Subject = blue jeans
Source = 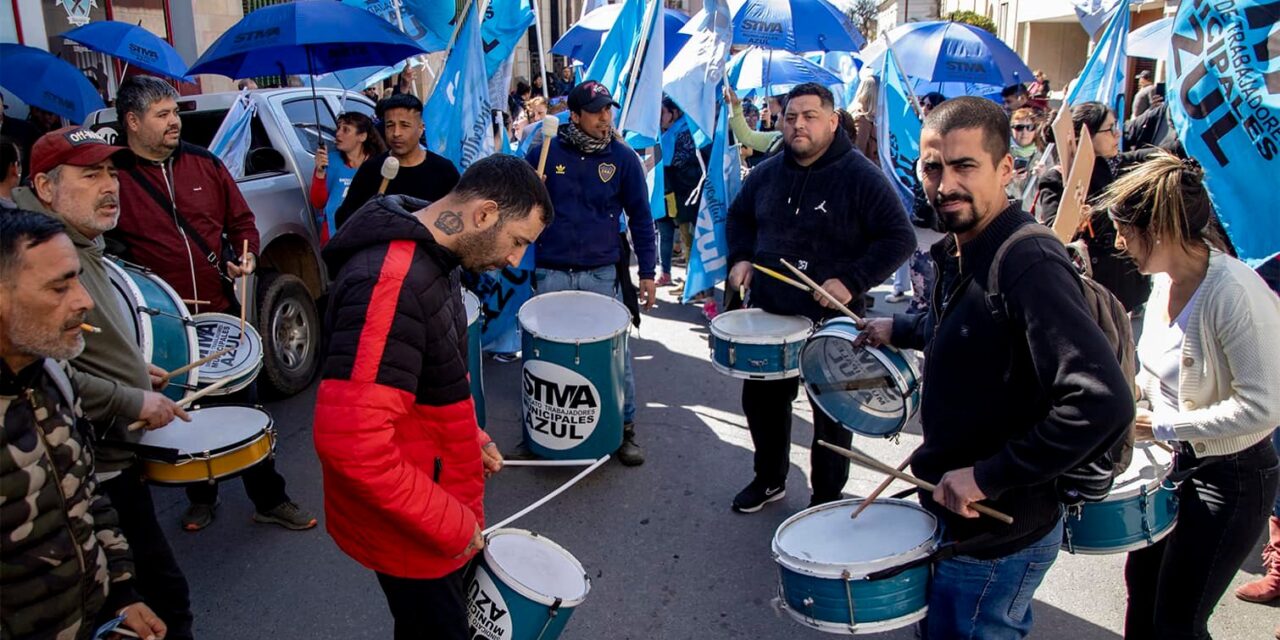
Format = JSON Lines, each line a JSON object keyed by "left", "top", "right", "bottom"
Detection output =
{"left": 533, "top": 266, "right": 636, "bottom": 424}
{"left": 923, "top": 518, "right": 1063, "bottom": 640}
{"left": 656, "top": 217, "right": 675, "bottom": 275}
{"left": 892, "top": 261, "right": 911, "bottom": 294}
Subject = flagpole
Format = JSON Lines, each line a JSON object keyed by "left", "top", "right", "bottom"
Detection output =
{"left": 618, "top": 0, "right": 660, "bottom": 133}
{"left": 531, "top": 0, "right": 551, "bottom": 97}
{"left": 880, "top": 30, "right": 923, "bottom": 120}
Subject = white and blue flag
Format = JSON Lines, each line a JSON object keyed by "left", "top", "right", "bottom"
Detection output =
{"left": 683, "top": 104, "right": 741, "bottom": 302}
{"left": 877, "top": 45, "right": 921, "bottom": 209}
{"left": 423, "top": 2, "right": 494, "bottom": 171}
{"left": 662, "top": 0, "right": 733, "bottom": 145}
{"left": 1066, "top": 0, "right": 1129, "bottom": 121}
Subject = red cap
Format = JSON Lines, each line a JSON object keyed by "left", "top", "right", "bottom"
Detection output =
{"left": 30, "top": 126, "right": 134, "bottom": 177}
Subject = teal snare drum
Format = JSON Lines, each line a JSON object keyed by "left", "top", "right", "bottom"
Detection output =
{"left": 708, "top": 309, "right": 813, "bottom": 380}
{"left": 463, "top": 290, "right": 486, "bottom": 428}
{"left": 773, "top": 498, "right": 935, "bottom": 635}
{"left": 468, "top": 529, "right": 590, "bottom": 640}
{"left": 190, "top": 313, "right": 263, "bottom": 396}
{"left": 519, "top": 291, "right": 629, "bottom": 460}
{"left": 106, "top": 259, "right": 199, "bottom": 400}
{"left": 800, "top": 318, "right": 921, "bottom": 438}
{"left": 1063, "top": 442, "right": 1179, "bottom": 554}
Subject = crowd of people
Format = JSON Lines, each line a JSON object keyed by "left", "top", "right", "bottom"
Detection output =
{"left": 3, "top": 58, "right": 1279, "bottom": 640}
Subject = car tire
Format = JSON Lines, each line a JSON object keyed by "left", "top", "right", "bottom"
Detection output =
{"left": 256, "top": 271, "right": 319, "bottom": 398}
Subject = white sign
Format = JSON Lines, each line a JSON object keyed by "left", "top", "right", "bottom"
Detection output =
{"left": 468, "top": 565, "right": 513, "bottom": 640}
{"left": 522, "top": 360, "right": 601, "bottom": 450}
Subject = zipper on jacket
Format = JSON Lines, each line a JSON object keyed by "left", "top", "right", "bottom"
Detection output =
{"left": 433, "top": 457, "right": 443, "bottom": 483}
{"left": 160, "top": 160, "right": 202, "bottom": 313}
{"left": 25, "top": 389, "right": 89, "bottom": 577}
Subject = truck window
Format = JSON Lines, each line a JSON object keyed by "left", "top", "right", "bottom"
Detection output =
{"left": 282, "top": 98, "right": 338, "bottom": 156}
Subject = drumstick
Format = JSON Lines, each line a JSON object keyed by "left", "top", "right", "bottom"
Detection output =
{"left": 534, "top": 116, "right": 559, "bottom": 179}
{"left": 239, "top": 239, "right": 249, "bottom": 333}
{"left": 851, "top": 453, "right": 913, "bottom": 520}
{"left": 126, "top": 376, "right": 234, "bottom": 431}
{"left": 1151, "top": 440, "right": 1175, "bottom": 454}
{"left": 817, "top": 440, "right": 1014, "bottom": 524}
{"left": 502, "top": 459, "right": 599, "bottom": 467}
{"left": 159, "top": 346, "right": 235, "bottom": 384}
{"left": 752, "top": 263, "right": 811, "bottom": 292}
{"left": 778, "top": 259, "right": 863, "bottom": 326}
{"left": 483, "top": 454, "right": 610, "bottom": 535}
{"left": 80, "top": 323, "right": 102, "bottom": 333}
{"left": 182, "top": 299, "right": 211, "bottom": 306}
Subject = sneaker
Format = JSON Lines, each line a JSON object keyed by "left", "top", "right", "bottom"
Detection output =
{"left": 506, "top": 440, "right": 536, "bottom": 460}
{"left": 182, "top": 500, "right": 219, "bottom": 532}
{"left": 655, "top": 273, "right": 673, "bottom": 287}
{"left": 491, "top": 352, "right": 520, "bottom": 364}
{"left": 732, "top": 479, "right": 786, "bottom": 513}
{"left": 615, "top": 423, "right": 645, "bottom": 466}
{"left": 253, "top": 501, "right": 318, "bottom": 530}
{"left": 808, "top": 494, "right": 843, "bottom": 509}
{"left": 885, "top": 291, "right": 910, "bottom": 303}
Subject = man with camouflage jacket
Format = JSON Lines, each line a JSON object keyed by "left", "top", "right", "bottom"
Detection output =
{"left": 1, "top": 210, "right": 166, "bottom": 640}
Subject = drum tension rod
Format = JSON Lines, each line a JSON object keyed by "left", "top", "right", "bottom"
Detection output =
{"left": 533, "top": 598, "right": 563, "bottom": 640}
{"left": 842, "top": 569, "right": 857, "bottom": 631}
{"left": 203, "top": 451, "right": 215, "bottom": 485}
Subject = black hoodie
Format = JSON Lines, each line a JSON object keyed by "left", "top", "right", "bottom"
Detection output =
{"left": 726, "top": 128, "right": 916, "bottom": 321}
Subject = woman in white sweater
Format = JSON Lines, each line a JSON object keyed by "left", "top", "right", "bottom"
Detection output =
{"left": 1099, "top": 152, "right": 1280, "bottom": 640}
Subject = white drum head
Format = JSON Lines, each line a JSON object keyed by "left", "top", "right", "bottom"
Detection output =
{"left": 463, "top": 290, "right": 481, "bottom": 326}
{"left": 485, "top": 529, "right": 589, "bottom": 606}
{"left": 773, "top": 498, "right": 935, "bottom": 578}
{"left": 1110, "top": 442, "right": 1174, "bottom": 499}
{"left": 139, "top": 406, "right": 270, "bottom": 454}
{"left": 519, "top": 291, "right": 630, "bottom": 342}
{"left": 710, "top": 309, "right": 813, "bottom": 345}
{"left": 192, "top": 313, "right": 263, "bottom": 381}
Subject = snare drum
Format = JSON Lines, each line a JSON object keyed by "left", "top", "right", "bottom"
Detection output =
{"left": 773, "top": 498, "right": 935, "bottom": 634}
{"left": 191, "top": 313, "right": 263, "bottom": 396}
{"left": 106, "top": 259, "right": 200, "bottom": 401}
{"left": 519, "top": 291, "right": 630, "bottom": 460}
{"left": 708, "top": 309, "right": 813, "bottom": 380}
{"left": 463, "top": 290, "right": 486, "bottom": 428}
{"left": 1063, "top": 442, "right": 1179, "bottom": 554}
{"left": 136, "top": 405, "right": 275, "bottom": 484}
{"left": 800, "top": 318, "right": 921, "bottom": 438}
{"left": 468, "top": 529, "right": 590, "bottom": 640}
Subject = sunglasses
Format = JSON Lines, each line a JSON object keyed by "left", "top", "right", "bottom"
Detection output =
{"left": 1011, "top": 124, "right": 1036, "bottom": 132}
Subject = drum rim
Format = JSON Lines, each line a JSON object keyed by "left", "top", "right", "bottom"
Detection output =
{"left": 103, "top": 259, "right": 147, "bottom": 346}
{"left": 136, "top": 404, "right": 272, "bottom": 460}
{"left": 777, "top": 593, "right": 929, "bottom": 635}
{"left": 800, "top": 332, "right": 917, "bottom": 436}
{"left": 113, "top": 258, "right": 200, "bottom": 389}
{"left": 191, "top": 312, "right": 265, "bottom": 380}
{"left": 1107, "top": 442, "right": 1175, "bottom": 500}
{"left": 518, "top": 291, "right": 631, "bottom": 342}
{"left": 709, "top": 309, "right": 814, "bottom": 344}
{"left": 462, "top": 290, "right": 482, "bottom": 326}
{"left": 772, "top": 498, "right": 937, "bottom": 578}
{"left": 709, "top": 359, "right": 800, "bottom": 380}
{"left": 481, "top": 528, "right": 591, "bottom": 607}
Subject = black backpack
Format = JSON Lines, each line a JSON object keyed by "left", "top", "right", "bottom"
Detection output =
{"left": 986, "top": 224, "right": 1136, "bottom": 505}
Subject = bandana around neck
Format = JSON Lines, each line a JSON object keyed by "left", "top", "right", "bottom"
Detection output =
{"left": 559, "top": 122, "right": 612, "bottom": 154}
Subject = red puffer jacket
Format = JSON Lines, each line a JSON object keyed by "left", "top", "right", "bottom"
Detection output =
{"left": 314, "top": 196, "right": 489, "bottom": 579}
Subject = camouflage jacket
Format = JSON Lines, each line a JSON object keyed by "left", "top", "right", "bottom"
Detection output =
{"left": 1, "top": 359, "right": 139, "bottom": 640}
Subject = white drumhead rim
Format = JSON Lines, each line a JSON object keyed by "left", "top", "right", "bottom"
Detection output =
{"left": 1108, "top": 441, "right": 1175, "bottom": 500}
{"left": 777, "top": 595, "right": 928, "bottom": 635}
{"left": 808, "top": 319, "right": 918, "bottom": 394}
{"left": 104, "top": 259, "right": 156, "bottom": 363}
{"left": 482, "top": 528, "right": 590, "bottom": 607}
{"left": 137, "top": 405, "right": 271, "bottom": 454}
{"left": 519, "top": 291, "right": 631, "bottom": 342}
{"left": 710, "top": 309, "right": 814, "bottom": 345}
{"left": 191, "top": 312, "right": 264, "bottom": 381}
{"left": 462, "top": 290, "right": 481, "bottom": 326}
{"left": 772, "top": 498, "right": 936, "bottom": 578}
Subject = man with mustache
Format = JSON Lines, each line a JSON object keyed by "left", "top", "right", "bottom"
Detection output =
{"left": 111, "top": 76, "right": 315, "bottom": 534}
{"left": 856, "top": 97, "right": 1132, "bottom": 638}
{"left": 11, "top": 127, "right": 195, "bottom": 638}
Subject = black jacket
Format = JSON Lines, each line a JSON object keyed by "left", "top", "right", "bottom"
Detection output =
{"left": 891, "top": 207, "right": 1134, "bottom": 558}
{"left": 334, "top": 151, "right": 460, "bottom": 230}
{"left": 726, "top": 129, "right": 916, "bottom": 321}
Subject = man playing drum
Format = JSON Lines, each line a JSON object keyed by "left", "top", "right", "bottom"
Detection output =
{"left": 12, "top": 126, "right": 200, "bottom": 639}
{"left": 857, "top": 97, "right": 1133, "bottom": 638}
{"left": 725, "top": 83, "right": 916, "bottom": 513}
{"left": 111, "top": 76, "right": 315, "bottom": 534}
{"left": 314, "top": 155, "right": 552, "bottom": 638}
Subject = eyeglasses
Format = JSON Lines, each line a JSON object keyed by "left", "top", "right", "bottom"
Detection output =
{"left": 1011, "top": 124, "right": 1036, "bottom": 132}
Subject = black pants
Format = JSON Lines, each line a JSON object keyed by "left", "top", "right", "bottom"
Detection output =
{"left": 742, "top": 377, "right": 853, "bottom": 502}
{"left": 99, "top": 465, "right": 195, "bottom": 640}
{"left": 184, "top": 381, "right": 289, "bottom": 510}
{"left": 1124, "top": 437, "right": 1280, "bottom": 639}
{"left": 375, "top": 566, "right": 470, "bottom": 640}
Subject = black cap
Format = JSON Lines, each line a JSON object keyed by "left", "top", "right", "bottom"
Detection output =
{"left": 567, "top": 81, "right": 620, "bottom": 113}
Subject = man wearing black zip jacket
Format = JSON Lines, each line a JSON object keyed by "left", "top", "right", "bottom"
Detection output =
{"left": 857, "top": 97, "right": 1133, "bottom": 639}
{"left": 725, "top": 83, "right": 915, "bottom": 513}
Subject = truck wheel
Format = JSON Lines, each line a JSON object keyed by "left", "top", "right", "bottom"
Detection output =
{"left": 256, "top": 272, "right": 319, "bottom": 397}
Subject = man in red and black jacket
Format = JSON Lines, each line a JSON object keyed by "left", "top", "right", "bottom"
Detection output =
{"left": 111, "top": 76, "right": 315, "bottom": 533}
{"left": 315, "top": 155, "right": 553, "bottom": 638}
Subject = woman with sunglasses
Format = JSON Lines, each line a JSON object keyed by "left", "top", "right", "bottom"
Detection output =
{"left": 1035, "top": 101, "right": 1152, "bottom": 311}
{"left": 1007, "top": 107, "right": 1042, "bottom": 201}
{"left": 1098, "top": 152, "right": 1280, "bottom": 640}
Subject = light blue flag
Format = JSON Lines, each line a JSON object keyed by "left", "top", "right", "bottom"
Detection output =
{"left": 662, "top": 0, "right": 733, "bottom": 144}
{"left": 480, "top": 0, "right": 535, "bottom": 76}
{"left": 1166, "top": 0, "right": 1280, "bottom": 266}
{"left": 583, "top": 0, "right": 646, "bottom": 99}
{"left": 683, "top": 104, "right": 741, "bottom": 302}
{"left": 1072, "top": 0, "right": 1124, "bottom": 38}
{"left": 877, "top": 45, "right": 921, "bottom": 209}
{"left": 619, "top": 0, "right": 664, "bottom": 149}
{"left": 647, "top": 157, "right": 667, "bottom": 221}
{"left": 345, "top": 0, "right": 448, "bottom": 52}
{"left": 208, "top": 91, "right": 256, "bottom": 180}
{"left": 1066, "top": 1, "right": 1129, "bottom": 122}
{"left": 423, "top": 3, "right": 494, "bottom": 172}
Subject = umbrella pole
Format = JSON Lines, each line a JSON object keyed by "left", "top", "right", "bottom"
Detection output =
{"left": 307, "top": 46, "right": 323, "bottom": 152}
{"left": 881, "top": 30, "right": 924, "bottom": 120}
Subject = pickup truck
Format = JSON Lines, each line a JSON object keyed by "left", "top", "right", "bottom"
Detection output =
{"left": 85, "top": 87, "right": 376, "bottom": 397}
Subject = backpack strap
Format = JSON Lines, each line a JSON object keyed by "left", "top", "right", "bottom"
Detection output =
{"left": 986, "top": 223, "right": 1061, "bottom": 324}
{"left": 42, "top": 359, "right": 76, "bottom": 408}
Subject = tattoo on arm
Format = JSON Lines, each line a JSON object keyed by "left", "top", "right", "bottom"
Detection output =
{"left": 435, "top": 210, "right": 464, "bottom": 235}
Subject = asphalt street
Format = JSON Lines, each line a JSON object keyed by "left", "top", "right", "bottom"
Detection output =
{"left": 150, "top": 277, "right": 1278, "bottom": 639}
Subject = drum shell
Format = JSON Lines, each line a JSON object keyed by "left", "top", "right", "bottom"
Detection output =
{"left": 464, "top": 291, "right": 486, "bottom": 428}
{"left": 708, "top": 310, "right": 812, "bottom": 380}
{"left": 136, "top": 405, "right": 274, "bottom": 485}
{"left": 108, "top": 259, "right": 200, "bottom": 399}
{"left": 468, "top": 529, "right": 588, "bottom": 640}
{"left": 520, "top": 331, "right": 625, "bottom": 460}
{"left": 1062, "top": 485, "right": 1179, "bottom": 554}
{"left": 191, "top": 313, "right": 263, "bottom": 396}
{"left": 800, "top": 318, "right": 921, "bottom": 438}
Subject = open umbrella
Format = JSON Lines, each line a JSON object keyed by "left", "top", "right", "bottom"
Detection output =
{"left": 860, "top": 21, "right": 1032, "bottom": 88}
{"left": 62, "top": 21, "right": 191, "bottom": 81}
{"left": 552, "top": 5, "right": 690, "bottom": 67}
{"left": 727, "top": 48, "right": 842, "bottom": 96}
{"left": 727, "top": 0, "right": 865, "bottom": 53}
{"left": 0, "top": 44, "right": 105, "bottom": 124}
{"left": 1127, "top": 17, "right": 1171, "bottom": 60}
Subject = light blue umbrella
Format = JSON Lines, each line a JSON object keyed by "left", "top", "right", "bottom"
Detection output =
{"left": 0, "top": 44, "right": 105, "bottom": 123}
{"left": 859, "top": 21, "right": 1032, "bottom": 87}
{"left": 61, "top": 21, "right": 190, "bottom": 81}
{"left": 552, "top": 4, "right": 691, "bottom": 66}
{"left": 727, "top": 48, "right": 842, "bottom": 96}
{"left": 727, "top": 0, "right": 866, "bottom": 53}
{"left": 1128, "top": 17, "right": 1171, "bottom": 60}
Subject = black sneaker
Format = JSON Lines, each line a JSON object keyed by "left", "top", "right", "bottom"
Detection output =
{"left": 732, "top": 479, "right": 786, "bottom": 514}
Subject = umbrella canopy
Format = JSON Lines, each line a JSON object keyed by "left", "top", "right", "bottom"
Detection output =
{"left": 1128, "top": 17, "right": 1171, "bottom": 60}
{"left": 552, "top": 5, "right": 691, "bottom": 67}
{"left": 727, "top": 0, "right": 865, "bottom": 53}
{"left": 0, "top": 44, "right": 105, "bottom": 123}
{"left": 187, "top": 0, "right": 432, "bottom": 79}
{"left": 727, "top": 48, "right": 841, "bottom": 95}
{"left": 61, "top": 21, "right": 190, "bottom": 81}
{"left": 860, "top": 21, "right": 1032, "bottom": 87}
